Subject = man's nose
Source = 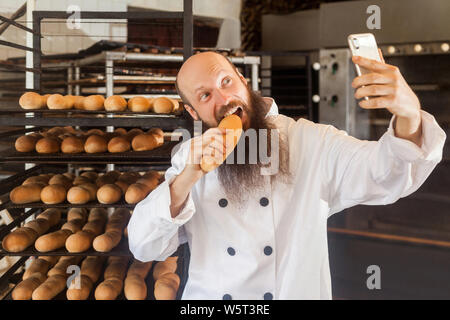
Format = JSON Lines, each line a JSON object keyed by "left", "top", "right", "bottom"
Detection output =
{"left": 213, "top": 88, "right": 232, "bottom": 110}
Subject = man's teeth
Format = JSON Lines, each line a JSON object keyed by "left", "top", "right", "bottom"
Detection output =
{"left": 224, "top": 106, "right": 241, "bottom": 117}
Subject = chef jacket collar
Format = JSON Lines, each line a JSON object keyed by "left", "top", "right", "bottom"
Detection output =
{"left": 263, "top": 97, "right": 279, "bottom": 117}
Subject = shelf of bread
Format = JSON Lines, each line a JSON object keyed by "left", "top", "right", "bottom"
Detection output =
{"left": 1, "top": 126, "right": 180, "bottom": 163}
{"left": 3, "top": 254, "right": 181, "bottom": 300}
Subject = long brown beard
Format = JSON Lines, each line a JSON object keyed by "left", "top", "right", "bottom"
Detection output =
{"left": 215, "top": 88, "right": 291, "bottom": 206}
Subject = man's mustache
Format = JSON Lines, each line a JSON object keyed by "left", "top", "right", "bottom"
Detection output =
{"left": 216, "top": 100, "right": 248, "bottom": 123}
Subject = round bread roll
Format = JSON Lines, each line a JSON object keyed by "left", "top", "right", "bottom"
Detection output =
{"left": 15, "top": 135, "right": 39, "bottom": 152}
{"left": 61, "top": 136, "right": 85, "bottom": 154}
{"left": 40, "top": 184, "right": 67, "bottom": 204}
{"left": 153, "top": 97, "right": 173, "bottom": 114}
{"left": 84, "top": 135, "right": 107, "bottom": 153}
{"left": 10, "top": 183, "right": 43, "bottom": 204}
{"left": 67, "top": 186, "right": 91, "bottom": 204}
{"left": 74, "top": 96, "right": 85, "bottom": 110}
{"left": 19, "top": 92, "right": 44, "bottom": 110}
{"left": 107, "top": 136, "right": 131, "bottom": 153}
{"left": 104, "top": 95, "right": 127, "bottom": 112}
{"left": 97, "top": 184, "right": 122, "bottom": 204}
{"left": 35, "top": 137, "right": 60, "bottom": 154}
{"left": 83, "top": 95, "right": 105, "bottom": 111}
{"left": 128, "top": 97, "right": 150, "bottom": 112}
{"left": 47, "top": 94, "right": 71, "bottom": 110}
{"left": 125, "top": 183, "right": 151, "bottom": 204}
{"left": 131, "top": 134, "right": 158, "bottom": 151}
{"left": 114, "top": 128, "right": 127, "bottom": 135}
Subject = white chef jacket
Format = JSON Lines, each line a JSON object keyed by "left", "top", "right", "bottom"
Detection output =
{"left": 128, "top": 98, "right": 446, "bottom": 300}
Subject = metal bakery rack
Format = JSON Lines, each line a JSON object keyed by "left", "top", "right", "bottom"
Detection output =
{"left": 0, "top": 1, "right": 200, "bottom": 301}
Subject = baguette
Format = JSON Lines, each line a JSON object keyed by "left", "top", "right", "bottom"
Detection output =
{"left": 95, "top": 256, "right": 130, "bottom": 300}
{"left": 67, "top": 256, "right": 106, "bottom": 300}
{"left": 154, "top": 273, "right": 180, "bottom": 300}
{"left": 10, "top": 183, "right": 44, "bottom": 204}
{"left": 32, "top": 274, "right": 67, "bottom": 300}
{"left": 65, "top": 208, "right": 108, "bottom": 252}
{"left": 153, "top": 256, "right": 178, "bottom": 280}
{"left": 12, "top": 273, "right": 47, "bottom": 300}
{"left": 124, "top": 260, "right": 153, "bottom": 300}
{"left": 23, "top": 258, "right": 51, "bottom": 280}
{"left": 93, "top": 208, "right": 130, "bottom": 252}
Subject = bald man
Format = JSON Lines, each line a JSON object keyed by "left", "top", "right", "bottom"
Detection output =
{"left": 128, "top": 51, "right": 446, "bottom": 299}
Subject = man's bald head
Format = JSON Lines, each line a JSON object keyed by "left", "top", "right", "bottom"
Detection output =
{"left": 175, "top": 52, "right": 242, "bottom": 107}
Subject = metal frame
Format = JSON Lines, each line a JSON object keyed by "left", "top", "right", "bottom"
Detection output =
{"left": 32, "top": 0, "right": 194, "bottom": 91}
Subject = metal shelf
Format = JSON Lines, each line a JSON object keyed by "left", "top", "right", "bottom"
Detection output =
{"left": 0, "top": 200, "right": 135, "bottom": 212}
{"left": 0, "top": 141, "right": 178, "bottom": 164}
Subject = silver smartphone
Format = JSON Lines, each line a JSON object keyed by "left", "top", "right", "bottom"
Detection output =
{"left": 348, "top": 33, "right": 382, "bottom": 100}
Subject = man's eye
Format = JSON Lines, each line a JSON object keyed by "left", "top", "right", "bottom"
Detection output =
{"left": 222, "top": 77, "right": 231, "bottom": 86}
{"left": 200, "top": 93, "right": 210, "bottom": 100}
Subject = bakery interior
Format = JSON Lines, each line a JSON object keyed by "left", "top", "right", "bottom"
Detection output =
{"left": 0, "top": 0, "right": 448, "bottom": 300}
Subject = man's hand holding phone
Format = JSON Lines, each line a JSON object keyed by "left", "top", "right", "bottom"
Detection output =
{"left": 351, "top": 50, "right": 423, "bottom": 147}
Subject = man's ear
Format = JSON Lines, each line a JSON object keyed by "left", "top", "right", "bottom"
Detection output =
{"left": 184, "top": 104, "right": 199, "bottom": 120}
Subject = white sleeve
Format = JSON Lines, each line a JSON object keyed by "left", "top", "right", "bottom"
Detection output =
{"left": 320, "top": 110, "right": 446, "bottom": 216}
{"left": 127, "top": 139, "right": 196, "bottom": 262}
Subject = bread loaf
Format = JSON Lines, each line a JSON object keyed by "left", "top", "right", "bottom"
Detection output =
{"left": 35, "top": 229, "right": 72, "bottom": 252}
{"left": 95, "top": 171, "right": 120, "bottom": 187}
{"left": 80, "top": 171, "right": 98, "bottom": 181}
{"left": 37, "top": 208, "right": 62, "bottom": 227}
{"left": 114, "top": 127, "right": 127, "bottom": 135}
{"left": 131, "top": 134, "right": 158, "bottom": 151}
{"left": 114, "top": 180, "right": 129, "bottom": 194}
{"left": 124, "top": 128, "right": 144, "bottom": 142}
{"left": 47, "top": 256, "right": 82, "bottom": 277}
{"left": 73, "top": 96, "right": 85, "bottom": 110}
{"left": 107, "top": 136, "right": 131, "bottom": 153}
{"left": 40, "top": 184, "right": 67, "bottom": 204}
{"left": 153, "top": 256, "right": 178, "bottom": 280}
{"left": 67, "top": 208, "right": 88, "bottom": 222}
{"left": 154, "top": 273, "right": 180, "bottom": 300}
{"left": 77, "top": 183, "right": 98, "bottom": 201}
{"left": 64, "top": 95, "right": 76, "bottom": 109}
{"left": 67, "top": 256, "right": 105, "bottom": 300}
{"left": 1, "top": 227, "right": 38, "bottom": 252}
{"left": 148, "top": 128, "right": 164, "bottom": 146}
{"left": 10, "top": 183, "right": 43, "bottom": 204}
{"left": 19, "top": 92, "right": 45, "bottom": 110}
{"left": 124, "top": 260, "right": 153, "bottom": 300}
{"left": 125, "top": 183, "right": 151, "bottom": 204}
{"left": 61, "top": 136, "right": 85, "bottom": 153}
{"left": 93, "top": 208, "right": 130, "bottom": 252}
{"left": 171, "top": 98, "right": 180, "bottom": 113}
{"left": 47, "top": 94, "right": 71, "bottom": 110}
{"left": 83, "top": 95, "right": 105, "bottom": 111}
{"left": 65, "top": 208, "right": 108, "bottom": 252}
{"left": 35, "top": 137, "right": 60, "bottom": 153}
{"left": 153, "top": 97, "right": 173, "bottom": 114}
{"left": 96, "top": 184, "right": 122, "bottom": 204}
{"left": 127, "top": 96, "right": 150, "bottom": 112}
{"left": 22, "top": 175, "right": 48, "bottom": 185}
{"left": 23, "top": 258, "right": 51, "bottom": 280}
{"left": 72, "top": 176, "right": 92, "bottom": 186}
{"left": 104, "top": 95, "right": 127, "bottom": 112}
{"left": 15, "top": 135, "right": 39, "bottom": 152}
{"left": 67, "top": 186, "right": 91, "bottom": 204}
{"left": 201, "top": 114, "right": 243, "bottom": 172}
{"left": 32, "top": 274, "right": 67, "bottom": 300}
{"left": 12, "top": 273, "right": 47, "bottom": 300}
{"left": 23, "top": 218, "right": 50, "bottom": 235}
{"left": 84, "top": 134, "right": 107, "bottom": 153}
{"left": 95, "top": 256, "right": 130, "bottom": 300}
